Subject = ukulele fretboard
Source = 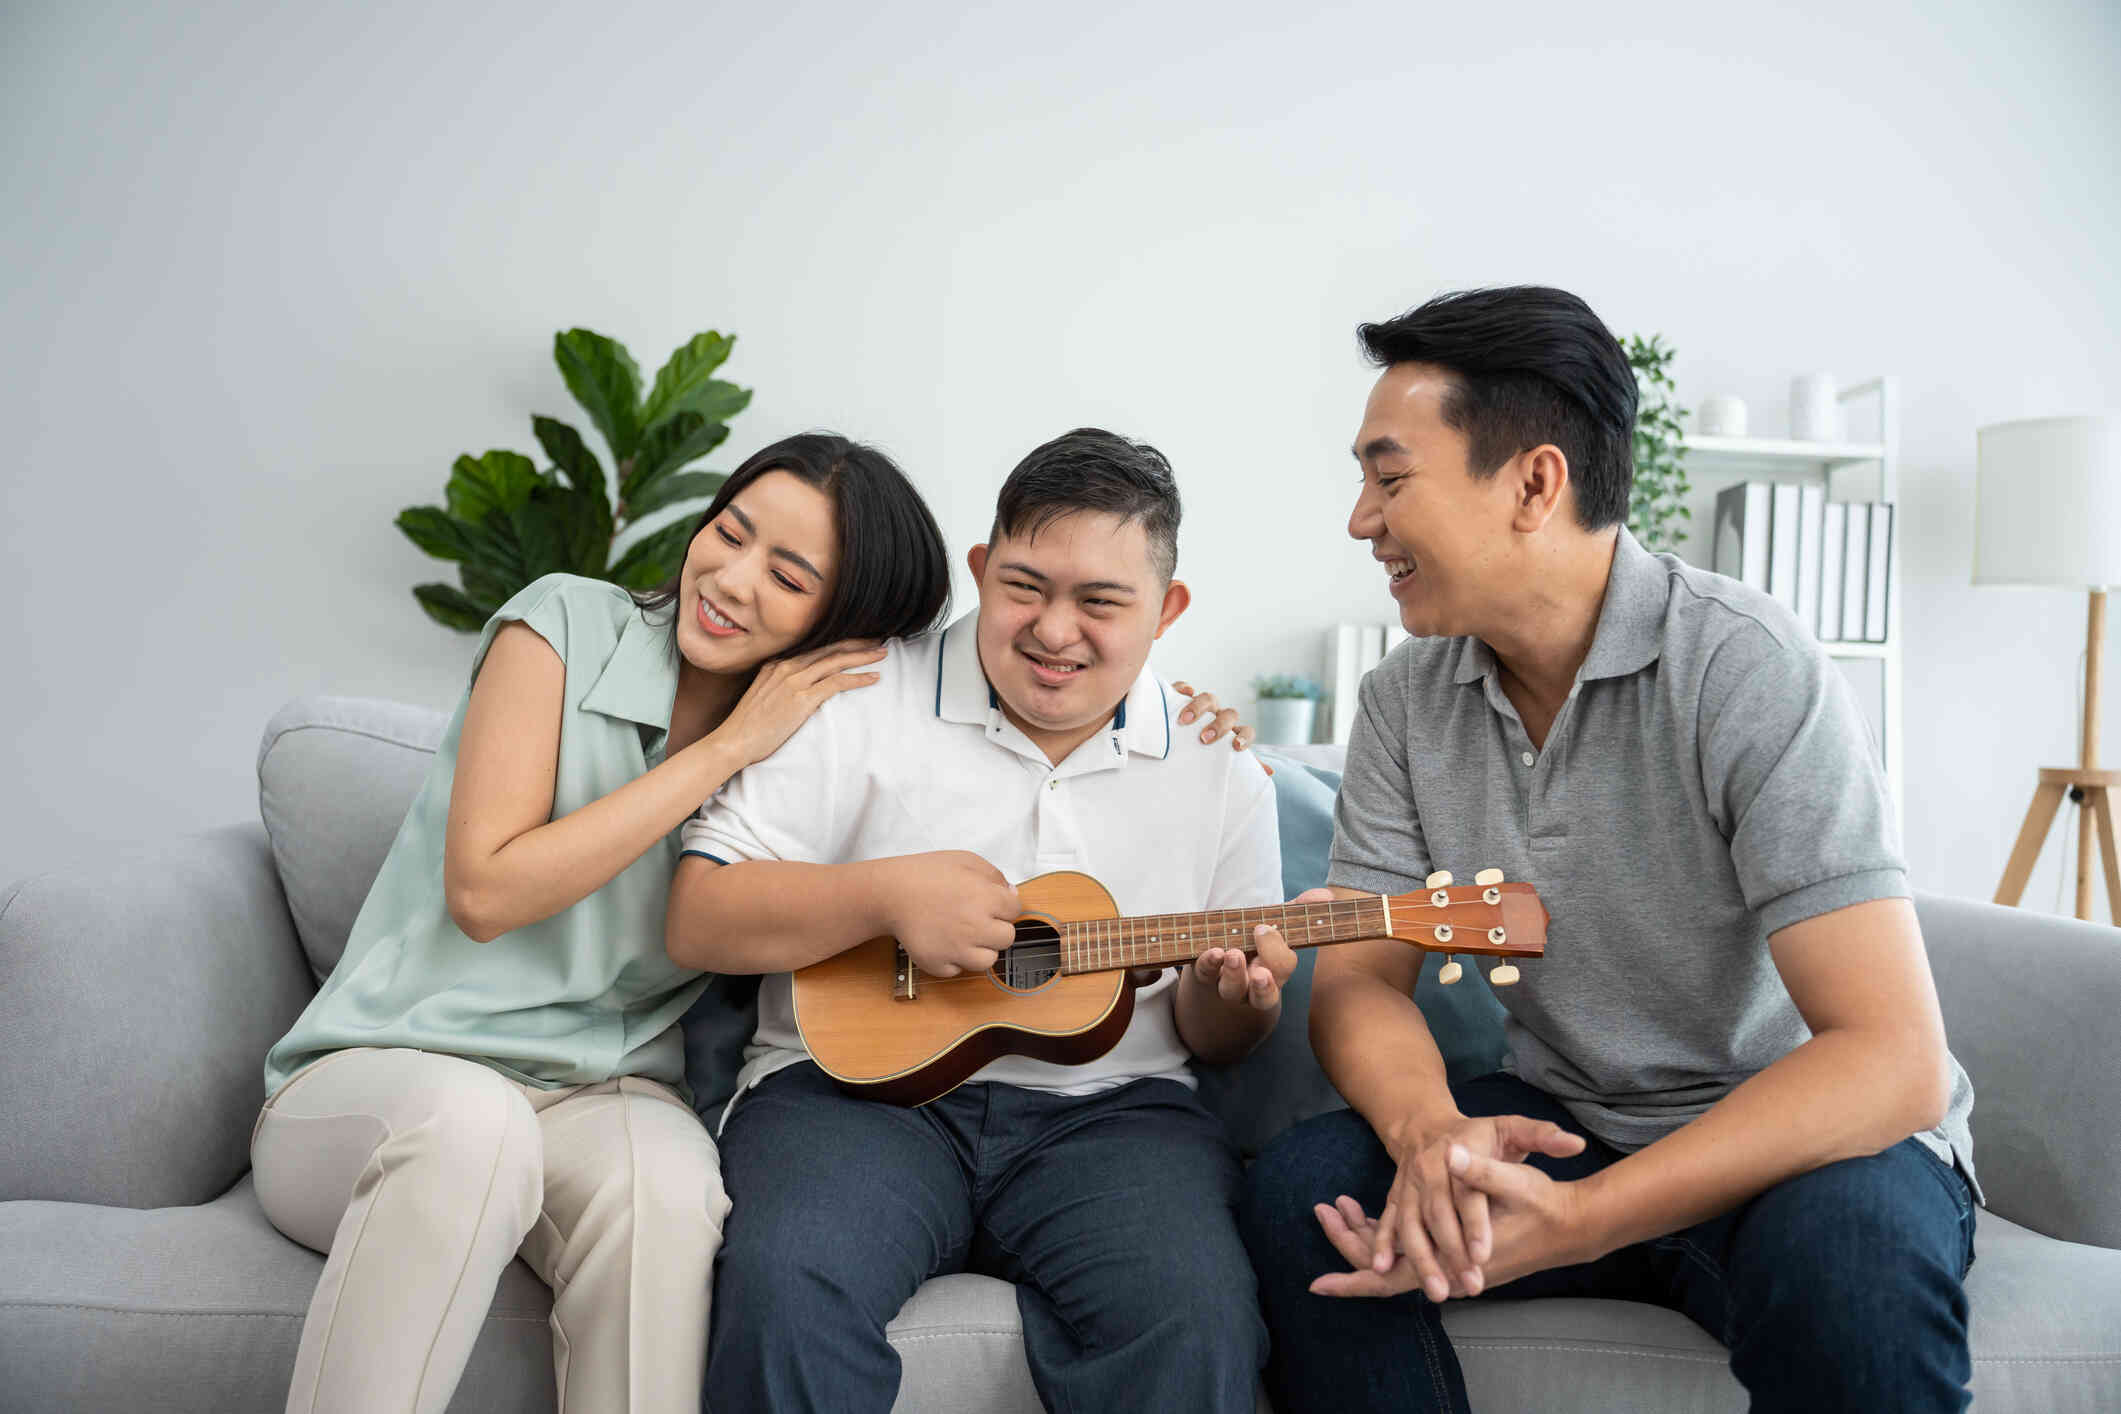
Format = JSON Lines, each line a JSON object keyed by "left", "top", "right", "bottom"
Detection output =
{"left": 1056, "top": 896, "right": 1389, "bottom": 974}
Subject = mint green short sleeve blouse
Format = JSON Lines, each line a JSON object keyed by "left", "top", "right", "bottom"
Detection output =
{"left": 264, "top": 574, "right": 713, "bottom": 1097}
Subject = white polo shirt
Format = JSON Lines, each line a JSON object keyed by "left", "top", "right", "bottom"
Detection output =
{"left": 680, "top": 610, "right": 1283, "bottom": 1101}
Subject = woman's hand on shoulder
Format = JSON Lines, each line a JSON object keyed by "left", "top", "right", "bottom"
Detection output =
{"left": 713, "top": 641, "right": 888, "bottom": 768}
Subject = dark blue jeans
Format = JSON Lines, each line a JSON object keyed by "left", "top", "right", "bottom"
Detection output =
{"left": 706, "top": 1061, "right": 1265, "bottom": 1414}
{"left": 1239, "top": 1073, "right": 1977, "bottom": 1414}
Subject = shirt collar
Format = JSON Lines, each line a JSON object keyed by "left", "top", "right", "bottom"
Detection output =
{"left": 1449, "top": 528, "right": 1667, "bottom": 686}
{"left": 933, "top": 610, "right": 1172, "bottom": 761}
{"left": 1576, "top": 527, "right": 1668, "bottom": 682}
{"left": 579, "top": 604, "right": 681, "bottom": 730}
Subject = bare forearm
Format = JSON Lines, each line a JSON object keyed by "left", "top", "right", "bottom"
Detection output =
{"left": 1579, "top": 1025, "right": 1950, "bottom": 1257}
{"left": 1176, "top": 972, "right": 1278, "bottom": 1064}
{"left": 450, "top": 737, "right": 747, "bottom": 942}
{"left": 666, "top": 857, "right": 898, "bottom": 973}
{"left": 1311, "top": 967, "right": 1463, "bottom": 1146}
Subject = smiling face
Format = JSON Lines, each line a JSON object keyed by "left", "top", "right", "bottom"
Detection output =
{"left": 969, "top": 510, "right": 1188, "bottom": 762}
{"left": 673, "top": 469, "right": 838, "bottom": 674}
{"left": 1348, "top": 362, "right": 1530, "bottom": 639}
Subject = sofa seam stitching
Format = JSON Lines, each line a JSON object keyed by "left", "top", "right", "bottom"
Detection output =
{"left": 259, "top": 721, "right": 441, "bottom": 763}
{"left": 0, "top": 1301, "right": 546, "bottom": 1323}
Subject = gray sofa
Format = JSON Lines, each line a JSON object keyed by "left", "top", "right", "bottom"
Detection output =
{"left": 3, "top": 695, "right": 2119, "bottom": 1412}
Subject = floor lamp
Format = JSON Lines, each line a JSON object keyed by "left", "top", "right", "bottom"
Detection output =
{"left": 1980, "top": 415, "right": 2121, "bottom": 924}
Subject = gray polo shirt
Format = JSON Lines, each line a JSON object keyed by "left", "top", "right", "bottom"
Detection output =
{"left": 1329, "top": 529, "right": 1977, "bottom": 1194}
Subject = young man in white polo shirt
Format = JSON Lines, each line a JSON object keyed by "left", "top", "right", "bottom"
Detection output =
{"left": 666, "top": 428, "right": 1299, "bottom": 1413}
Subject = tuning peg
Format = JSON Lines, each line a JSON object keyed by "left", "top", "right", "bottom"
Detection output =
{"left": 1438, "top": 959, "right": 1463, "bottom": 985}
{"left": 1488, "top": 963, "right": 1520, "bottom": 986}
{"left": 1474, "top": 868, "right": 1504, "bottom": 886}
{"left": 1424, "top": 870, "right": 1453, "bottom": 888}
{"left": 1432, "top": 923, "right": 1453, "bottom": 943}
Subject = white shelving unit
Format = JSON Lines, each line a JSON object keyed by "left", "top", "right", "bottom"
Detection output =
{"left": 1673, "top": 377, "right": 1904, "bottom": 830}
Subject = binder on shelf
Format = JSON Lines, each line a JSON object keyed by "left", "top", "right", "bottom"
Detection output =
{"left": 1819, "top": 503, "right": 1847, "bottom": 642}
{"left": 1712, "top": 482, "right": 1770, "bottom": 589}
{"left": 1326, "top": 623, "right": 1364, "bottom": 744}
{"left": 1324, "top": 622, "right": 1409, "bottom": 743}
{"left": 1864, "top": 503, "right": 1894, "bottom": 642}
{"left": 1767, "top": 484, "right": 1802, "bottom": 612}
{"left": 1839, "top": 503, "right": 1870, "bottom": 641}
{"left": 1794, "top": 484, "right": 1825, "bottom": 633}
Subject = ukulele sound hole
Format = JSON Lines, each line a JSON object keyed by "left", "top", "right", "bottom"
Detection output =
{"left": 993, "top": 919, "right": 1064, "bottom": 992}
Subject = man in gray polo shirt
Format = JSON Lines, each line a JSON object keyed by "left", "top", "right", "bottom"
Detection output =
{"left": 1240, "top": 286, "right": 1978, "bottom": 1414}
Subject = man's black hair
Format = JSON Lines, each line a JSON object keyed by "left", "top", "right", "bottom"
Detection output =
{"left": 990, "top": 427, "right": 1181, "bottom": 582}
{"left": 1357, "top": 286, "right": 1637, "bottom": 530}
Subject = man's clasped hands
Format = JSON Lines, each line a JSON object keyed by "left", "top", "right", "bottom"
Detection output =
{"left": 1310, "top": 1113, "right": 1596, "bottom": 1302}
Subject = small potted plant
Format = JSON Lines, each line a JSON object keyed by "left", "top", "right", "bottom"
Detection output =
{"left": 1251, "top": 674, "right": 1324, "bottom": 746}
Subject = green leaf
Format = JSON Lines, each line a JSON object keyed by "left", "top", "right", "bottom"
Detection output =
{"left": 639, "top": 331, "right": 736, "bottom": 432}
{"left": 554, "top": 329, "right": 643, "bottom": 462}
{"left": 445, "top": 450, "right": 543, "bottom": 523}
{"left": 396, "top": 505, "right": 476, "bottom": 562}
{"left": 627, "top": 470, "right": 726, "bottom": 520}
{"left": 460, "top": 510, "right": 529, "bottom": 606}
{"left": 682, "top": 378, "right": 751, "bottom": 427}
{"left": 520, "top": 484, "right": 611, "bottom": 577}
{"left": 607, "top": 519, "right": 696, "bottom": 590}
{"left": 624, "top": 411, "right": 733, "bottom": 501}
{"left": 532, "top": 415, "right": 608, "bottom": 504}
{"left": 413, "top": 582, "right": 491, "bottom": 632}
{"left": 509, "top": 494, "right": 581, "bottom": 586}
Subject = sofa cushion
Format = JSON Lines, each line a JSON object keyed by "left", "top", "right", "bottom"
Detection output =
{"left": 256, "top": 697, "right": 448, "bottom": 980}
{"left": 0, "top": 825, "right": 314, "bottom": 1208}
{"left": 0, "top": 1177, "right": 556, "bottom": 1414}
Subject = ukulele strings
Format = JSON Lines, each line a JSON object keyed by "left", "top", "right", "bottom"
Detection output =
{"left": 900, "top": 895, "right": 1422, "bottom": 988}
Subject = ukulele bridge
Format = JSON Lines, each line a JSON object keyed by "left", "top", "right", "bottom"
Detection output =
{"left": 893, "top": 944, "right": 916, "bottom": 1001}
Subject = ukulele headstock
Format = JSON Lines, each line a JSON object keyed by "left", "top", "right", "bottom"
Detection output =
{"left": 1383, "top": 869, "right": 1547, "bottom": 982}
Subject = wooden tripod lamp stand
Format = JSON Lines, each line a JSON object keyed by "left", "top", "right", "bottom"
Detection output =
{"left": 1979, "top": 415, "right": 2121, "bottom": 924}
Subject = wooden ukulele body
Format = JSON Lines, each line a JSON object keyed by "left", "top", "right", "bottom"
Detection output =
{"left": 793, "top": 872, "right": 1134, "bottom": 1106}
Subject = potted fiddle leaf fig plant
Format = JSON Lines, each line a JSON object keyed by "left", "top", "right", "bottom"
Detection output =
{"left": 1251, "top": 674, "right": 1324, "bottom": 746}
{"left": 1625, "top": 332, "right": 1690, "bottom": 555}
{"left": 396, "top": 327, "right": 751, "bottom": 631}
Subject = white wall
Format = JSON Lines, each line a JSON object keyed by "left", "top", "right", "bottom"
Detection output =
{"left": 5, "top": 0, "right": 2118, "bottom": 920}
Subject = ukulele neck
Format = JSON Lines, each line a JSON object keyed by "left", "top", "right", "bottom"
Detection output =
{"left": 1055, "top": 897, "right": 1389, "bottom": 975}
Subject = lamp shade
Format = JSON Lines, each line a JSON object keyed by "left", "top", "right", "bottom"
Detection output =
{"left": 1973, "top": 414, "right": 2121, "bottom": 589}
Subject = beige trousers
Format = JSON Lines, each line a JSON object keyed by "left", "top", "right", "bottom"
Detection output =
{"left": 251, "top": 1047, "right": 729, "bottom": 1414}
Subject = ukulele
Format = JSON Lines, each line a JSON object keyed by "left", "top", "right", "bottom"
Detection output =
{"left": 791, "top": 867, "right": 1546, "bottom": 1105}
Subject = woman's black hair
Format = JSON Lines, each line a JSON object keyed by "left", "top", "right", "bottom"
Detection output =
{"left": 635, "top": 431, "right": 950, "bottom": 661}
{"left": 1357, "top": 286, "right": 1637, "bottom": 530}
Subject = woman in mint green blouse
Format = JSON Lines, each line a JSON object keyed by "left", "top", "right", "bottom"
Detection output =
{"left": 252, "top": 434, "right": 960, "bottom": 1414}
{"left": 251, "top": 432, "right": 1255, "bottom": 1414}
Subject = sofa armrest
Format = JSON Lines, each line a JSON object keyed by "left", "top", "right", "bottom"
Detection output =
{"left": 1916, "top": 889, "right": 2121, "bottom": 1248}
{"left": 0, "top": 823, "right": 315, "bottom": 1208}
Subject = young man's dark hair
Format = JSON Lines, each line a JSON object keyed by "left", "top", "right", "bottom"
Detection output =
{"left": 991, "top": 426, "right": 1183, "bottom": 583}
{"left": 1356, "top": 286, "right": 1637, "bottom": 530}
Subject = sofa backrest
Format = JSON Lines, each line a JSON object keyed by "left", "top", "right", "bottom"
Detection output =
{"left": 257, "top": 696, "right": 448, "bottom": 980}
